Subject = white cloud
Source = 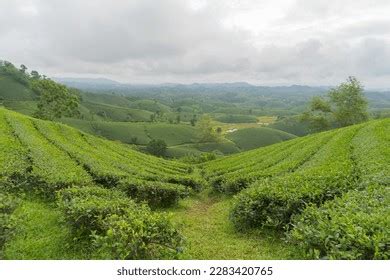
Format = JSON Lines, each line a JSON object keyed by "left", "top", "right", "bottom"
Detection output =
{"left": 1, "top": 0, "right": 390, "bottom": 87}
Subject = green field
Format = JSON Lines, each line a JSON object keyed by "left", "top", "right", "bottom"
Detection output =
{"left": 1, "top": 107, "right": 389, "bottom": 260}
{"left": 226, "top": 127, "right": 296, "bottom": 151}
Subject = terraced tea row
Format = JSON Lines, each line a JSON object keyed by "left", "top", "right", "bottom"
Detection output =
{"left": 0, "top": 108, "right": 201, "bottom": 205}
{"left": 206, "top": 129, "right": 338, "bottom": 193}
{"left": 212, "top": 118, "right": 389, "bottom": 259}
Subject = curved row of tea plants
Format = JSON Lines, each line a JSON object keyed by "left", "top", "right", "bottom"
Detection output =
{"left": 230, "top": 124, "right": 361, "bottom": 229}
{"left": 0, "top": 108, "right": 202, "bottom": 206}
{"left": 288, "top": 120, "right": 390, "bottom": 259}
{"left": 214, "top": 130, "right": 337, "bottom": 194}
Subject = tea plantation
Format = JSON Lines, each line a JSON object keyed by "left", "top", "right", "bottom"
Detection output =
{"left": 0, "top": 107, "right": 389, "bottom": 259}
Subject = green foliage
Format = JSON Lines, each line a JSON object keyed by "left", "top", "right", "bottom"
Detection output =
{"left": 0, "top": 192, "right": 19, "bottom": 253}
{"left": 329, "top": 77, "right": 368, "bottom": 127}
{"left": 32, "top": 79, "right": 80, "bottom": 120}
{"left": 57, "top": 186, "right": 184, "bottom": 259}
{"left": 289, "top": 185, "right": 390, "bottom": 259}
{"left": 57, "top": 186, "right": 134, "bottom": 237}
{"left": 146, "top": 139, "right": 167, "bottom": 156}
{"left": 197, "top": 115, "right": 218, "bottom": 142}
{"left": 118, "top": 178, "right": 188, "bottom": 208}
{"left": 0, "top": 60, "right": 30, "bottom": 86}
{"left": 214, "top": 114, "right": 257, "bottom": 123}
{"left": 93, "top": 212, "right": 183, "bottom": 260}
{"left": 209, "top": 129, "right": 335, "bottom": 193}
{"left": 301, "top": 96, "right": 333, "bottom": 132}
{"left": 5, "top": 111, "right": 92, "bottom": 196}
{"left": 180, "top": 152, "right": 217, "bottom": 164}
{"left": 230, "top": 125, "right": 359, "bottom": 229}
{"left": 0, "top": 111, "right": 29, "bottom": 182}
{"left": 226, "top": 127, "right": 296, "bottom": 151}
{"left": 302, "top": 77, "right": 368, "bottom": 131}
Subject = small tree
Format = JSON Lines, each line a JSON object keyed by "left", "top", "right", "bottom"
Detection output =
{"left": 30, "top": 70, "right": 41, "bottom": 80}
{"left": 197, "top": 115, "right": 217, "bottom": 142}
{"left": 19, "top": 64, "right": 27, "bottom": 74}
{"left": 190, "top": 114, "right": 197, "bottom": 126}
{"left": 130, "top": 137, "right": 138, "bottom": 145}
{"left": 146, "top": 139, "right": 167, "bottom": 157}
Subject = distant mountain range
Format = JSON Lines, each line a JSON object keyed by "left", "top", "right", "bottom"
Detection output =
{"left": 53, "top": 77, "right": 333, "bottom": 94}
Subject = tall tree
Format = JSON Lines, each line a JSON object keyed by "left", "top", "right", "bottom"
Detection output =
{"left": 32, "top": 79, "right": 80, "bottom": 120}
{"left": 302, "top": 77, "right": 368, "bottom": 131}
{"left": 328, "top": 76, "right": 368, "bottom": 127}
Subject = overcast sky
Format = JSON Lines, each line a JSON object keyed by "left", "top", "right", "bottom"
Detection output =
{"left": 1, "top": 0, "right": 390, "bottom": 87}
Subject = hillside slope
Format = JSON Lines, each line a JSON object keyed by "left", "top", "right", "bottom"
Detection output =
{"left": 0, "top": 108, "right": 202, "bottom": 204}
{"left": 203, "top": 118, "right": 389, "bottom": 259}
{"left": 1, "top": 106, "right": 389, "bottom": 259}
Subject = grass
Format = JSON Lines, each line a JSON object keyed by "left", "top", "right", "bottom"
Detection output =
{"left": 3, "top": 198, "right": 90, "bottom": 260}
{"left": 167, "top": 190, "right": 300, "bottom": 259}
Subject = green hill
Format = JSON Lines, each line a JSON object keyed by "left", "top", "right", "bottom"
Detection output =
{"left": 226, "top": 127, "right": 297, "bottom": 151}
{"left": 204, "top": 118, "right": 389, "bottom": 259}
{"left": 60, "top": 119, "right": 201, "bottom": 146}
{"left": 0, "top": 75, "right": 36, "bottom": 101}
{"left": 1, "top": 104, "right": 389, "bottom": 260}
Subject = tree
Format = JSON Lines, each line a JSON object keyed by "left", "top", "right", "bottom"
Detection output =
{"left": 32, "top": 79, "right": 80, "bottom": 120}
{"left": 302, "top": 77, "right": 368, "bottom": 132}
{"left": 176, "top": 115, "right": 181, "bottom": 124}
{"left": 130, "top": 137, "right": 138, "bottom": 145}
{"left": 19, "top": 64, "right": 27, "bottom": 74}
{"left": 30, "top": 70, "right": 41, "bottom": 80}
{"left": 146, "top": 139, "right": 167, "bottom": 157}
{"left": 190, "top": 114, "right": 197, "bottom": 126}
{"left": 328, "top": 76, "right": 368, "bottom": 126}
{"left": 301, "top": 96, "right": 332, "bottom": 132}
{"left": 197, "top": 115, "right": 217, "bottom": 142}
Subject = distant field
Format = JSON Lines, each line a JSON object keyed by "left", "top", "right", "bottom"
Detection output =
{"left": 60, "top": 119, "right": 201, "bottom": 146}
{"left": 226, "top": 127, "right": 297, "bottom": 151}
{"left": 82, "top": 101, "right": 153, "bottom": 122}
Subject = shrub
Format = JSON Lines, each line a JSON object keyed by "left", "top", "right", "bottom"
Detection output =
{"left": 288, "top": 185, "right": 390, "bottom": 260}
{"left": 57, "top": 186, "right": 133, "bottom": 237}
{"left": 165, "top": 175, "right": 204, "bottom": 192}
{"left": 118, "top": 178, "right": 188, "bottom": 208}
{"left": 146, "top": 139, "right": 167, "bottom": 157}
{"left": 230, "top": 174, "right": 355, "bottom": 230}
{"left": 57, "top": 186, "right": 184, "bottom": 259}
{"left": 0, "top": 192, "right": 20, "bottom": 252}
{"left": 92, "top": 212, "right": 184, "bottom": 260}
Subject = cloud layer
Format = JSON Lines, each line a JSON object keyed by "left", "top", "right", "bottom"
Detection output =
{"left": 1, "top": 0, "right": 390, "bottom": 87}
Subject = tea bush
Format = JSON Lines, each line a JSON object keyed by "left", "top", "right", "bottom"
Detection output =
{"left": 118, "top": 178, "right": 188, "bottom": 208}
{"left": 289, "top": 185, "right": 390, "bottom": 259}
{"left": 57, "top": 186, "right": 184, "bottom": 259}
{"left": 0, "top": 192, "right": 19, "bottom": 252}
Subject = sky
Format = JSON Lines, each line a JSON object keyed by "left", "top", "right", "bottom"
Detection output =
{"left": 1, "top": 0, "right": 390, "bottom": 88}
